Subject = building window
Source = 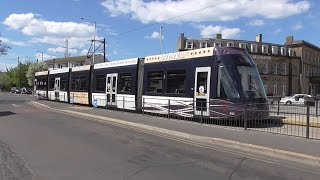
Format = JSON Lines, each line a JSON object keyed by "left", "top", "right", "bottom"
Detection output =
{"left": 281, "top": 63, "right": 287, "bottom": 75}
{"left": 95, "top": 75, "right": 106, "bottom": 92}
{"left": 263, "top": 63, "right": 268, "bottom": 74}
{"left": 186, "top": 41, "right": 193, "bottom": 49}
{"left": 272, "top": 46, "right": 278, "bottom": 55}
{"left": 200, "top": 41, "right": 208, "bottom": 48}
{"left": 273, "top": 63, "right": 278, "bottom": 74}
{"left": 288, "top": 48, "right": 293, "bottom": 56}
{"left": 118, "top": 73, "right": 131, "bottom": 93}
{"left": 251, "top": 44, "right": 257, "bottom": 53}
{"left": 214, "top": 42, "right": 222, "bottom": 47}
{"left": 227, "top": 42, "right": 234, "bottom": 47}
{"left": 273, "top": 84, "right": 277, "bottom": 94}
{"left": 166, "top": 69, "right": 186, "bottom": 94}
{"left": 147, "top": 71, "right": 163, "bottom": 93}
{"left": 239, "top": 43, "right": 246, "bottom": 49}
{"left": 282, "top": 84, "right": 286, "bottom": 96}
{"left": 281, "top": 47, "right": 287, "bottom": 56}
{"left": 262, "top": 45, "right": 268, "bottom": 54}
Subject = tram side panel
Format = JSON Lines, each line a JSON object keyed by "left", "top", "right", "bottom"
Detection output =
{"left": 34, "top": 73, "right": 49, "bottom": 99}
{"left": 91, "top": 59, "right": 139, "bottom": 111}
{"left": 70, "top": 65, "right": 91, "bottom": 105}
{"left": 142, "top": 58, "right": 197, "bottom": 117}
{"left": 47, "top": 68, "right": 70, "bottom": 102}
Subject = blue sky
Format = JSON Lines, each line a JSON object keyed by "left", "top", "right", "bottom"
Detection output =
{"left": 0, "top": 0, "right": 319, "bottom": 71}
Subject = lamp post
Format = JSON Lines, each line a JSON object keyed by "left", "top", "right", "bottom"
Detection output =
{"left": 80, "top": 17, "right": 96, "bottom": 64}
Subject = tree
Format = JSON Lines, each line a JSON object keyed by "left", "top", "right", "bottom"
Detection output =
{"left": 6, "top": 61, "right": 31, "bottom": 88}
{"left": 0, "top": 33, "right": 11, "bottom": 56}
{"left": 0, "top": 72, "right": 11, "bottom": 91}
{"left": 26, "top": 62, "right": 48, "bottom": 86}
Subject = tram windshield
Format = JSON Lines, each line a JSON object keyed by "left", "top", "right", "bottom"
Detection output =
{"left": 218, "top": 49, "right": 267, "bottom": 102}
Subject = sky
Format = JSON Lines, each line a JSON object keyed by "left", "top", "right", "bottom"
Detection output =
{"left": 0, "top": 0, "right": 319, "bottom": 71}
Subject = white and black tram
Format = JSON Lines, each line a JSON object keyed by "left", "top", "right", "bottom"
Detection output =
{"left": 34, "top": 47, "right": 269, "bottom": 120}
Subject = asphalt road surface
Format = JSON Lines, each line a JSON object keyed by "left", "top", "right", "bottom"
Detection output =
{"left": 0, "top": 93, "right": 319, "bottom": 180}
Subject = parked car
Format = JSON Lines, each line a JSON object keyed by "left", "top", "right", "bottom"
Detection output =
{"left": 280, "top": 94, "right": 312, "bottom": 105}
{"left": 21, "top": 87, "right": 32, "bottom": 94}
{"left": 10, "top": 87, "right": 22, "bottom": 94}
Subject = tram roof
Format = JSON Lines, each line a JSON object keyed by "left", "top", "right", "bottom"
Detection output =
{"left": 71, "top": 65, "right": 91, "bottom": 72}
{"left": 145, "top": 47, "right": 215, "bottom": 64}
{"left": 49, "top": 68, "right": 69, "bottom": 75}
{"left": 94, "top": 58, "right": 138, "bottom": 70}
{"left": 35, "top": 71, "right": 48, "bottom": 76}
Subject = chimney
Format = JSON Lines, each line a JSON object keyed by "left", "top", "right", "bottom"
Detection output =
{"left": 256, "top": 34, "right": 262, "bottom": 43}
{"left": 177, "top": 32, "right": 185, "bottom": 51}
{"left": 286, "top": 36, "right": 294, "bottom": 45}
{"left": 216, "top": 33, "right": 222, "bottom": 40}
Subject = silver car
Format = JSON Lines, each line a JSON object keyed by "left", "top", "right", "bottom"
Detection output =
{"left": 280, "top": 94, "right": 311, "bottom": 105}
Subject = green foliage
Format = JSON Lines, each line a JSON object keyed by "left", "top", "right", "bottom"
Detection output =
{"left": 0, "top": 72, "right": 11, "bottom": 91}
{"left": 26, "top": 62, "right": 48, "bottom": 86}
{"left": 0, "top": 33, "right": 11, "bottom": 56}
{"left": 0, "top": 61, "right": 38, "bottom": 91}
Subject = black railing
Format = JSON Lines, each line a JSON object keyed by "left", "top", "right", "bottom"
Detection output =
{"left": 37, "top": 94, "right": 320, "bottom": 140}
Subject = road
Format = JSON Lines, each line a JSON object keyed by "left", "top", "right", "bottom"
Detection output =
{"left": 0, "top": 93, "right": 319, "bottom": 180}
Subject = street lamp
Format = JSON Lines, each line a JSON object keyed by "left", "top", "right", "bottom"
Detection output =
{"left": 80, "top": 17, "right": 96, "bottom": 64}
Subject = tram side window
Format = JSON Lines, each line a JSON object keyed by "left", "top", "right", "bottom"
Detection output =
{"left": 71, "top": 77, "right": 79, "bottom": 91}
{"left": 118, "top": 73, "right": 131, "bottom": 93}
{"left": 60, "top": 78, "right": 67, "bottom": 91}
{"left": 95, "top": 75, "right": 106, "bottom": 92}
{"left": 166, "top": 70, "right": 186, "bottom": 94}
{"left": 49, "top": 79, "right": 55, "bottom": 91}
{"left": 147, "top": 71, "right": 163, "bottom": 93}
{"left": 36, "top": 79, "right": 47, "bottom": 90}
{"left": 79, "top": 76, "right": 88, "bottom": 91}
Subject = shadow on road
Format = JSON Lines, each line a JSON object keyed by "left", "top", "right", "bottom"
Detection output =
{"left": 0, "top": 111, "right": 16, "bottom": 117}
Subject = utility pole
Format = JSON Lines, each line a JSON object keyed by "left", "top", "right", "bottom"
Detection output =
{"left": 93, "top": 21, "right": 96, "bottom": 64}
{"left": 18, "top": 57, "right": 21, "bottom": 88}
{"left": 160, "top": 26, "right": 163, "bottom": 54}
{"left": 65, "top": 39, "right": 69, "bottom": 58}
{"left": 103, "top": 38, "right": 106, "bottom": 62}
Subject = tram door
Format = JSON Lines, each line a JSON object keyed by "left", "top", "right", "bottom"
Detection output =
{"left": 54, "top": 77, "right": 60, "bottom": 100}
{"left": 106, "top": 73, "right": 118, "bottom": 106}
{"left": 194, "top": 67, "right": 211, "bottom": 116}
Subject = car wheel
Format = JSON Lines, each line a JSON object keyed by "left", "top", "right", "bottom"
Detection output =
{"left": 286, "top": 101, "right": 292, "bottom": 105}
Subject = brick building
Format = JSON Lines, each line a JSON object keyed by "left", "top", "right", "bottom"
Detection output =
{"left": 285, "top": 36, "right": 320, "bottom": 95}
{"left": 177, "top": 33, "right": 303, "bottom": 96}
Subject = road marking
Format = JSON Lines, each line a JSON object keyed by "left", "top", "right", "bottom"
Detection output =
{"left": 12, "top": 104, "right": 19, "bottom": 107}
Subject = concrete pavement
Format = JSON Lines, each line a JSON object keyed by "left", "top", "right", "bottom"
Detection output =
{"left": 1, "top": 94, "right": 319, "bottom": 179}
{"left": 30, "top": 97, "right": 320, "bottom": 157}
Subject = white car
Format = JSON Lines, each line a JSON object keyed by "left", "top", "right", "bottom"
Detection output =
{"left": 280, "top": 94, "right": 312, "bottom": 105}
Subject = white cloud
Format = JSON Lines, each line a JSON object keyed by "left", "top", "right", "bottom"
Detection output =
{"left": 144, "top": 31, "right": 164, "bottom": 40}
{"left": 274, "top": 28, "right": 283, "bottom": 35}
{"left": 0, "top": 37, "right": 28, "bottom": 47}
{"left": 34, "top": 52, "right": 56, "bottom": 61}
{"left": 3, "top": 13, "right": 96, "bottom": 50}
{"left": 80, "top": 49, "right": 89, "bottom": 56}
{"left": 197, "top": 25, "right": 241, "bottom": 39}
{"left": 293, "top": 23, "right": 303, "bottom": 30}
{"left": 101, "top": 0, "right": 310, "bottom": 24}
{"left": 248, "top": 19, "right": 265, "bottom": 27}
{"left": 47, "top": 47, "right": 78, "bottom": 54}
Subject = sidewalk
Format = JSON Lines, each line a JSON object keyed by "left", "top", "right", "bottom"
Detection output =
{"left": 31, "top": 98, "right": 320, "bottom": 158}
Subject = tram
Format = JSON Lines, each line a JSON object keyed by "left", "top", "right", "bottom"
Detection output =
{"left": 34, "top": 47, "right": 269, "bottom": 120}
